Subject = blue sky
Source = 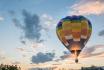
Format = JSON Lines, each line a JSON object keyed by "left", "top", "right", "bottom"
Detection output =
{"left": 0, "top": 0, "right": 104, "bottom": 69}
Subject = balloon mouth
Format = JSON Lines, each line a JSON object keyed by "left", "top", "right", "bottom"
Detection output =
{"left": 69, "top": 44, "right": 81, "bottom": 63}
{"left": 70, "top": 50, "right": 81, "bottom": 56}
{"left": 70, "top": 44, "right": 81, "bottom": 54}
{"left": 70, "top": 50, "right": 81, "bottom": 63}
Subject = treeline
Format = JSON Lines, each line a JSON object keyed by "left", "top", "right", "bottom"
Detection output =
{"left": 0, "top": 64, "right": 21, "bottom": 70}
{"left": 81, "top": 65, "right": 104, "bottom": 70}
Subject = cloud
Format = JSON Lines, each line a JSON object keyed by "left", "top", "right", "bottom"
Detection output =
{"left": 16, "top": 47, "right": 26, "bottom": 52}
{"left": 60, "top": 51, "right": 71, "bottom": 60}
{"left": 22, "top": 10, "right": 43, "bottom": 42}
{"left": 0, "top": 49, "right": 6, "bottom": 60}
{"left": 63, "top": 51, "right": 71, "bottom": 55}
{"left": 70, "top": 0, "right": 104, "bottom": 15}
{"left": 0, "top": 49, "right": 13, "bottom": 64}
{"left": 41, "top": 14, "right": 56, "bottom": 31}
{"left": 20, "top": 40, "right": 26, "bottom": 45}
{"left": 60, "top": 45, "right": 104, "bottom": 59}
{"left": 31, "top": 42, "right": 44, "bottom": 48}
{"left": 12, "top": 18, "right": 24, "bottom": 29}
{"left": 10, "top": 10, "right": 55, "bottom": 44}
{"left": 16, "top": 47, "right": 34, "bottom": 53}
{"left": 0, "top": 16, "right": 4, "bottom": 21}
{"left": 16, "top": 47, "right": 35, "bottom": 58}
{"left": 31, "top": 52, "right": 55, "bottom": 64}
{"left": 16, "top": 43, "right": 46, "bottom": 57}
{"left": 12, "top": 61, "right": 20, "bottom": 65}
{"left": 99, "top": 30, "right": 104, "bottom": 36}
{"left": 80, "top": 45, "right": 104, "bottom": 58}
{"left": 8, "top": 10, "right": 15, "bottom": 16}
{"left": 12, "top": 9, "right": 43, "bottom": 43}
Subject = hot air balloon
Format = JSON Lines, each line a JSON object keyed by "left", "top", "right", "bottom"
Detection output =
{"left": 56, "top": 15, "right": 92, "bottom": 63}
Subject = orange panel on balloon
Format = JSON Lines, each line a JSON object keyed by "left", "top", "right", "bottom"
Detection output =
{"left": 81, "top": 29, "right": 88, "bottom": 36}
{"left": 72, "top": 29, "right": 81, "bottom": 33}
{"left": 63, "top": 30, "right": 72, "bottom": 36}
{"left": 72, "top": 32, "right": 81, "bottom": 39}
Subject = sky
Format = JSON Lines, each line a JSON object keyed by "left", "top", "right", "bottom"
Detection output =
{"left": 0, "top": 0, "right": 104, "bottom": 70}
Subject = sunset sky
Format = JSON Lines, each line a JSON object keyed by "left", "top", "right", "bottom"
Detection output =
{"left": 0, "top": 0, "right": 104, "bottom": 70}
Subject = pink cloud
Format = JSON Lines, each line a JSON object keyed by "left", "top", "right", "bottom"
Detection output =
{"left": 16, "top": 48, "right": 26, "bottom": 52}
{"left": 60, "top": 45, "right": 104, "bottom": 59}
{"left": 70, "top": 0, "right": 104, "bottom": 15}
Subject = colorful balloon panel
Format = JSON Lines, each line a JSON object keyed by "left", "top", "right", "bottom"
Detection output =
{"left": 56, "top": 15, "right": 92, "bottom": 57}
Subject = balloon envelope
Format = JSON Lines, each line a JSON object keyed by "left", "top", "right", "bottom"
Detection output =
{"left": 56, "top": 15, "right": 92, "bottom": 62}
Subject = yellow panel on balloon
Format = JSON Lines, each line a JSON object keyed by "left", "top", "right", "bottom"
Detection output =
{"left": 81, "top": 21, "right": 89, "bottom": 29}
{"left": 62, "top": 21, "right": 71, "bottom": 30}
{"left": 72, "top": 23, "right": 81, "bottom": 32}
